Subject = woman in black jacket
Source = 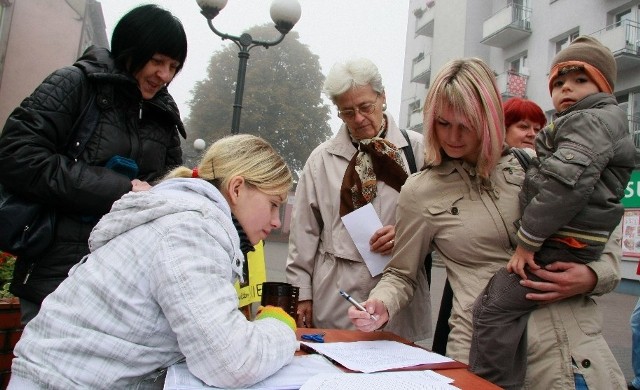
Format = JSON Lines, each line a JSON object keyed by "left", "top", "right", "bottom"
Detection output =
{"left": 0, "top": 4, "right": 188, "bottom": 323}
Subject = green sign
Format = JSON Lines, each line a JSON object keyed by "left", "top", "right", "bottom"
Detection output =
{"left": 624, "top": 170, "right": 640, "bottom": 208}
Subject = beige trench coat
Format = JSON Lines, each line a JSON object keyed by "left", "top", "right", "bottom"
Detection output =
{"left": 286, "top": 115, "right": 431, "bottom": 341}
{"left": 370, "top": 153, "right": 625, "bottom": 389}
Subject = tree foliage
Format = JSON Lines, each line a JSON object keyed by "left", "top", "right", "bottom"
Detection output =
{"left": 185, "top": 24, "right": 332, "bottom": 180}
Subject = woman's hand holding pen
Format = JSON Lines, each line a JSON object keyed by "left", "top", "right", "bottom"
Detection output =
{"left": 348, "top": 298, "right": 388, "bottom": 332}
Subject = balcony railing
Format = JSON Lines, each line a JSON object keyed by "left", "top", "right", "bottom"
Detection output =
{"left": 414, "top": 2, "right": 435, "bottom": 37}
{"left": 590, "top": 20, "right": 640, "bottom": 72}
{"left": 495, "top": 70, "right": 528, "bottom": 99}
{"left": 481, "top": 3, "right": 532, "bottom": 48}
{"left": 411, "top": 52, "right": 431, "bottom": 84}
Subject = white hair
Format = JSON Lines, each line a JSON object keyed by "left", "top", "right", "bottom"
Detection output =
{"left": 322, "top": 58, "right": 385, "bottom": 103}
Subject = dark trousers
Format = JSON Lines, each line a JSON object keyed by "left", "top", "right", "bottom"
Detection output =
{"left": 469, "top": 267, "right": 538, "bottom": 390}
{"left": 469, "top": 239, "right": 603, "bottom": 388}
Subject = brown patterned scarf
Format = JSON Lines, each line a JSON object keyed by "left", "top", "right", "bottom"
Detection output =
{"left": 340, "top": 121, "right": 408, "bottom": 217}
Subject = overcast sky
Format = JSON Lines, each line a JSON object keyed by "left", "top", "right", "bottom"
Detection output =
{"left": 99, "top": 0, "right": 410, "bottom": 137}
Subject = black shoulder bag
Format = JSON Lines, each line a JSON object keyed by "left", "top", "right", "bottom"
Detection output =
{"left": 0, "top": 94, "right": 100, "bottom": 258}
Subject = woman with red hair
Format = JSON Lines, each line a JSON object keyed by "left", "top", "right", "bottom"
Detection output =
{"left": 503, "top": 97, "right": 547, "bottom": 149}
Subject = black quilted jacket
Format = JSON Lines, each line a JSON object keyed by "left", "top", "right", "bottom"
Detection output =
{"left": 0, "top": 46, "right": 186, "bottom": 303}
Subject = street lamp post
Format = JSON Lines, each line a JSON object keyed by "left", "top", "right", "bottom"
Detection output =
{"left": 196, "top": 0, "right": 302, "bottom": 134}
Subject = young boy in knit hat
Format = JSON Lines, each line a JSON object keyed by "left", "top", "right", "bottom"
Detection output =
{"left": 469, "top": 35, "right": 635, "bottom": 389}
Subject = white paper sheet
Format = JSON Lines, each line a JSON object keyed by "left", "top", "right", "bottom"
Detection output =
{"left": 300, "top": 340, "right": 454, "bottom": 373}
{"left": 163, "top": 354, "right": 342, "bottom": 390}
{"left": 300, "top": 370, "right": 459, "bottom": 390}
{"left": 340, "top": 203, "right": 390, "bottom": 276}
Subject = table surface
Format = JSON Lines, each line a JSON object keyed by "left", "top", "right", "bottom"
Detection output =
{"left": 296, "top": 328, "right": 500, "bottom": 390}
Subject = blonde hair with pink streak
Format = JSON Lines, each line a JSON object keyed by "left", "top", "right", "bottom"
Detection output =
{"left": 423, "top": 58, "right": 504, "bottom": 178}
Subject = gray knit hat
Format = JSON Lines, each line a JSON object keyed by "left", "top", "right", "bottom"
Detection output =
{"left": 548, "top": 35, "right": 616, "bottom": 94}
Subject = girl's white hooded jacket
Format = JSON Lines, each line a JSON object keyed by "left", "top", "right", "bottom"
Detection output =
{"left": 11, "top": 178, "right": 297, "bottom": 389}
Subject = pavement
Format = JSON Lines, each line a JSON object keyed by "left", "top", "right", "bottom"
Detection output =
{"left": 263, "top": 240, "right": 638, "bottom": 383}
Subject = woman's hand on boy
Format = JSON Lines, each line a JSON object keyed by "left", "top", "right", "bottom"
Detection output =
{"left": 522, "top": 262, "right": 597, "bottom": 303}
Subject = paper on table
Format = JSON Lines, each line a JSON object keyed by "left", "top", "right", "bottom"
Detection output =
{"left": 300, "top": 340, "right": 455, "bottom": 373}
{"left": 163, "top": 354, "right": 341, "bottom": 390}
{"left": 340, "top": 203, "right": 390, "bottom": 276}
{"left": 300, "top": 370, "right": 459, "bottom": 390}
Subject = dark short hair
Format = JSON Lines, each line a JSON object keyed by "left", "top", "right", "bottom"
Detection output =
{"left": 111, "top": 4, "right": 187, "bottom": 76}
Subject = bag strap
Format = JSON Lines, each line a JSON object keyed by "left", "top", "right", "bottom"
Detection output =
{"left": 399, "top": 128, "right": 418, "bottom": 174}
{"left": 66, "top": 93, "right": 100, "bottom": 162}
{"left": 510, "top": 147, "right": 532, "bottom": 170}
{"left": 399, "top": 128, "right": 432, "bottom": 290}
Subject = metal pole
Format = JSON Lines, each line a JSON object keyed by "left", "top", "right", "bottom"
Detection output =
{"left": 204, "top": 22, "right": 287, "bottom": 135}
{"left": 232, "top": 50, "right": 250, "bottom": 135}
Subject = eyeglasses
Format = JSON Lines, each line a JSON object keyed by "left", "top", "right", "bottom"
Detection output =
{"left": 337, "top": 96, "right": 379, "bottom": 120}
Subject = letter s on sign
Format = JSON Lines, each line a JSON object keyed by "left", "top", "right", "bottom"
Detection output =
{"left": 625, "top": 180, "right": 636, "bottom": 198}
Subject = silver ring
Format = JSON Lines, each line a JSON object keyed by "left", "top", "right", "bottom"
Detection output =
{"left": 389, "top": 240, "right": 394, "bottom": 245}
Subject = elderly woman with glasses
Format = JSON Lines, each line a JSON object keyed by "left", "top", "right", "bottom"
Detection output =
{"left": 285, "top": 58, "right": 431, "bottom": 341}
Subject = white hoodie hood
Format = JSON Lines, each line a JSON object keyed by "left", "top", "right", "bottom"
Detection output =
{"left": 89, "top": 178, "right": 240, "bottom": 263}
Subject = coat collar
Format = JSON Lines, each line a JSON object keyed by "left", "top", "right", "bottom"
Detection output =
{"left": 554, "top": 92, "right": 614, "bottom": 118}
{"left": 325, "top": 114, "right": 407, "bottom": 160}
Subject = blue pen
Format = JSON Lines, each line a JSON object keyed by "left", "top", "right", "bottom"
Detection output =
{"left": 339, "top": 290, "right": 379, "bottom": 321}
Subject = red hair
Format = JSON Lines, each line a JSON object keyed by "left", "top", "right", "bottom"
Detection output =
{"left": 503, "top": 97, "right": 546, "bottom": 129}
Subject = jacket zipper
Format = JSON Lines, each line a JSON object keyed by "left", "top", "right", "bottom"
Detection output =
{"left": 23, "top": 262, "right": 35, "bottom": 284}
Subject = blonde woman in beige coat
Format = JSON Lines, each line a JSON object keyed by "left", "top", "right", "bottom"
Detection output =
{"left": 285, "top": 58, "right": 431, "bottom": 341}
{"left": 350, "top": 58, "right": 625, "bottom": 389}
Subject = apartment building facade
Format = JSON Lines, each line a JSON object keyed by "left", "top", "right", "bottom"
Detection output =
{"left": 0, "top": 0, "right": 108, "bottom": 124}
{"left": 400, "top": 0, "right": 640, "bottom": 289}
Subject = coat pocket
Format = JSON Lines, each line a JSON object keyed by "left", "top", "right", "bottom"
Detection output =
{"left": 569, "top": 296, "right": 603, "bottom": 336}
{"left": 502, "top": 164, "right": 526, "bottom": 186}
{"left": 539, "top": 147, "right": 592, "bottom": 187}
{"left": 426, "top": 192, "right": 464, "bottom": 216}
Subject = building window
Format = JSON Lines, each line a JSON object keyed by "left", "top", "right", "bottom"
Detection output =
{"left": 508, "top": 54, "right": 528, "bottom": 73}
{"left": 616, "top": 9, "right": 632, "bottom": 27}
{"left": 409, "top": 100, "right": 421, "bottom": 113}
{"left": 555, "top": 31, "right": 579, "bottom": 53}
